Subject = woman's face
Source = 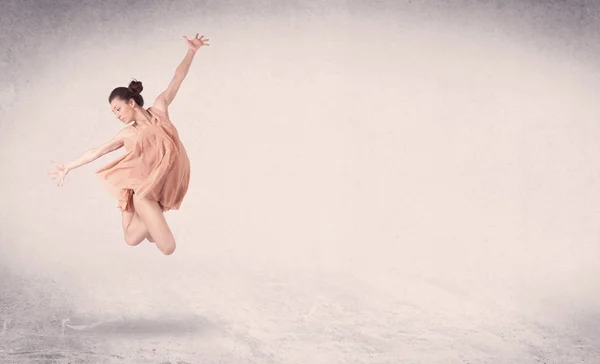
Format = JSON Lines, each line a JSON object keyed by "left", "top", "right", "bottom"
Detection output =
{"left": 110, "top": 98, "right": 136, "bottom": 124}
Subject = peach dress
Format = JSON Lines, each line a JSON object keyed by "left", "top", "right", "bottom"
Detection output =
{"left": 96, "top": 107, "right": 190, "bottom": 213}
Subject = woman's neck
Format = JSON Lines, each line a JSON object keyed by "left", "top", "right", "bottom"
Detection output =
{"left": 133, "top": 106, "right": 152, "bottom": 126}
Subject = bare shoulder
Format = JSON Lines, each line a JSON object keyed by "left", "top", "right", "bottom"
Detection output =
{"left": 116, "top": 125, "right": 135, "bottom": 139}
{"left": 96, "top": 126, "right": 131, "bottom": 155}
{"left": 107, "top": 125, "right": 135, "bottom": 146}
{"left": 150, "top": 96, "right": 170, "bottom": 118}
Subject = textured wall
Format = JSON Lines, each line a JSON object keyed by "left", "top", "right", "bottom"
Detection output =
{"left": 2, "top": 0, "right": 600, "bottom": 362}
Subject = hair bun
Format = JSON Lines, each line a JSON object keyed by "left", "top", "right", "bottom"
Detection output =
{"left": 128, "top": 79, "right": 143, "bottom": 94}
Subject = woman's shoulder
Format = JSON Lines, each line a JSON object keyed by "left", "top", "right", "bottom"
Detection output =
{"left": 116, "top": 124, "right": 137, "bottom": 139}
{"left": 147, "top": 105, "right": 170, "bottom": 120}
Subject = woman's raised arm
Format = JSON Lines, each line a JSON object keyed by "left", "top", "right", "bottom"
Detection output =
{"left": 152, "top": 34, "right": 210, "bottom": 114}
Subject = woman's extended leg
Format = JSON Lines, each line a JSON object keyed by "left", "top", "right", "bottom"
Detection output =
{"left": 122, "top": 209, "right": 154, "bottom": 246}
{"left": 132, "top": 195, "right": 176, "bottom": 255}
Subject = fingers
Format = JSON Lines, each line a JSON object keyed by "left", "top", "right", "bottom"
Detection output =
{"left": 47, "top": 167, "right": 65, "bottom": 185}
{"left": 48, "top": 160, "right": 65, "bottom": 186}
{"left": 184, "top": 34, "right": 210, "bottom": 48}
{"left": 48, "top": 170, "right": 59, "bottom": 179}
{"left": 50, "top": 160, "right": 64, "bottom": 170}
{"left": 183, "top": 33, "right": 210, "bottom": 45}
{"left": 48, "top": 172, "right": 63, "bottom": 184}
{"left": 185, "top": 34, "right": 209, "bottom": 41}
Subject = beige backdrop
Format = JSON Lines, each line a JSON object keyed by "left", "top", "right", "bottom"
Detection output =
{"left": 1, "top": 0, "right": 600, "bottom": 363}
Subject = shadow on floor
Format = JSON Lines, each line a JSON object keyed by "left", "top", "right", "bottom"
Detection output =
{"left": 63, "top": 313, "right": 217, "bottom": 336}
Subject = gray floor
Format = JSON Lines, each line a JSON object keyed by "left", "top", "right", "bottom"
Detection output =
{"left": 1, "top": 255, "right": 599, "bottom": 363}
{"left": 3, "top": 1, "right": 600, "bottom": 362}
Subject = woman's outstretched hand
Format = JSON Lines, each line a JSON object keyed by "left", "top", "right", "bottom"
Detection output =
{"left": 48, "top": 161, "right": 69, "bottom": 187}
{"left": 184, "top": 33, "right": 210, "bottom": 52}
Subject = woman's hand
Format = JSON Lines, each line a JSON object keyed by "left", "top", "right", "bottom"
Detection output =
{"left": 184, "top": 33, "right": 210, "bottom": 52}
{"left": 48, "top": 161, "right": 69, "bottom": 187}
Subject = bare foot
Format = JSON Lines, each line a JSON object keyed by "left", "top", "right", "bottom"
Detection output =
{"left": 146, "top": 234, "right": 155, "bottom": 243}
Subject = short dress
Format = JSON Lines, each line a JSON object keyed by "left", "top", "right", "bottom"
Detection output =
{"left": 96, "top": 107, "right": 191, "bottom": 212}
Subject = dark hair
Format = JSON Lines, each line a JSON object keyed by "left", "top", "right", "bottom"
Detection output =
{"left": 108, "top": 79, "right": 144, "bottom": 106}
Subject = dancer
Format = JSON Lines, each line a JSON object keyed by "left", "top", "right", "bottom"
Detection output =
{"left": 48, "top": 34, "right": 210, "bottom": 255}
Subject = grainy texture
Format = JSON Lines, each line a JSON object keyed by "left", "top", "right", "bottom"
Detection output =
{"left": 2, "top": 0, "right": 600, "bottom": 363}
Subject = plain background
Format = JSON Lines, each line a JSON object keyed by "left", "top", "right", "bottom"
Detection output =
{"left": 1, "top": 0, "right": 600, "bottom": 362}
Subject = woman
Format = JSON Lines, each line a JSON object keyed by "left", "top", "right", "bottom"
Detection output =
{"left": 48, "top": 33, "right": 210, "bottom": 255}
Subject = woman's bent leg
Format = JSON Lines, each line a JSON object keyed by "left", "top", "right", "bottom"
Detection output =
{"left": 132, "top": 195, "right": 176, "bottom": 255}
{"left": 121, "top": 210, "right": 154, "bottom": 246}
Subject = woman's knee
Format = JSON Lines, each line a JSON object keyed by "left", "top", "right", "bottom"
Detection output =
{"left": 157, "top": 241, "right": 176, "bottom": 255}
{"left": 124, "top": 234, "right": 143, "bottom": 246}
{"left": 124, "top": 228, "right": 145, "bottom": 246}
